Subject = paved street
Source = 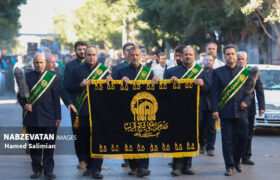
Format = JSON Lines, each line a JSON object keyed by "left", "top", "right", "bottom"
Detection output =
{"left": 0, "top": 93, "right": 280, "bottom": 180}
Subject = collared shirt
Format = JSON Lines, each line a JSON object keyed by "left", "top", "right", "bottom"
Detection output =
{"left": 152, "top": 64, "right": 166, "bottom": 80}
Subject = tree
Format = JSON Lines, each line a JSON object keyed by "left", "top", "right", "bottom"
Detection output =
{"left": 137, "top": 0, "right": 248, "bottom": 52}
{"left": 0, "top": 0, "right": 26, "bottom": 51}
{"left": 241, "top": 0, "right": 280, "bottom": 63}
{"left": 53, "top": 0, "right": 141, "bottom": 50}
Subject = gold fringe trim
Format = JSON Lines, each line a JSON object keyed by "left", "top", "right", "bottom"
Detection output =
{"left": 215, "top": 119, "right": 221, "bottom": 130}
{"left": 91, "top": 151, "right": 199, "bottom": 159}
{"left": 73, "top": 115, "right": 79, "bottom": 128}
{"left": 90, "top": 79, "right": 195, "bottom": 85}
{"left": 22, "top": 126, "right": 27, "bottom": 134}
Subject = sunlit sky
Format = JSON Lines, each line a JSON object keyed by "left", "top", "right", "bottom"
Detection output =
{"left": 19, "top": 0, "right": 88, "bottom": 34}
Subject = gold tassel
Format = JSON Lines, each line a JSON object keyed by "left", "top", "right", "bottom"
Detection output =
{"left": 215, "top": 119, "right": 221, "bottom": 130}
{"left": 73, "top": 115, "right": 79, "bottom": 128}
{"left": 22, "top": 126, "right": 27, "bottom": 134}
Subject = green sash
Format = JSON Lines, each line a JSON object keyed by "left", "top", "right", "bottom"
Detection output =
{"left": 218, "top": 66, "right": 250, "bottom": 110}
{"left": 181, "top": 63, "right": 203, "bottom": 79}
{"left": 24, "top": 71, "right": 56, "bottom": 116}
{"left": 135, "top": 65, "right": 152, "bottom": 80}
{"left": 76, "top": 63, "right": 108, "bottom": 114}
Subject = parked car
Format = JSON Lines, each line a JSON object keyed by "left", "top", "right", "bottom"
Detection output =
{"left": 252, "top": 64, "right": 280, "bottom": 128}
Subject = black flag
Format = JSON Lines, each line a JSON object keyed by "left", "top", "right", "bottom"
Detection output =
{"left": 87, "top": 79, "right": 199, "bottom": 159}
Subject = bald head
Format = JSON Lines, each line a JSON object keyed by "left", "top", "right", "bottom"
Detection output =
{"left": 183, "top": 46, "right": 195, "bottom": 66}
{"left": 33, "top": 54, "right": 46, "bottom": 74}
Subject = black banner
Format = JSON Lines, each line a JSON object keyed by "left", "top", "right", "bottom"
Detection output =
{"left": 87, "top": 79, "right": 199, "bottom": 159}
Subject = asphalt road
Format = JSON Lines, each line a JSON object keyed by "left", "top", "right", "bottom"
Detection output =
{"left": 0, "top": 93, "right": 279, "bottom": 180}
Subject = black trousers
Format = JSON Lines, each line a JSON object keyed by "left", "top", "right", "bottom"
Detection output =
{"left": 242, "top": 115, "right": 255, "bottom": 161}
{"left": 79, "top": 115, "right": 103, "bottom": 172}
{"left": 172, "top": 157, "right": 192, "bottom": 171}
{"left": 129, "top": 158, "right": 149, "bottom": 169}
{"left": 70, "top": 110, "right": 84, "bottom": 162}
{"left": 220, "top": 118, "right": 248, "bottom": 169}
{"left": 26, "top": 127, "right": 56, "bottom": 174}
{"left": 199, "top": 110, "right": 216, "bottom": 151}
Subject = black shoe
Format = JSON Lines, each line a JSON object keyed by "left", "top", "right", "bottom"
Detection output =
{"left": 121, "top": 161, "right": 129, "bottom": 167}
{"left": 182, "top": 168, "right": 195, "bottom": 175}
{"left": 92, "top": 171, "right": 103, "bottom": 179}
{"left": 30, "top": 172, "right": 42, "bottom": 179}
{"left": 83, "top": 169, "right": 92, "bottom": 176}
{"left": 128, "top": 169, "right": 138, "bottom": 176}
{"left": 224, "top": 168, "right": 233, "bottom": 176}
{"left": 207, "top": 150, "right": 215, "bottom": 156}
{"left": 137, "top": 168, "right": 151, "bottom": 177}
{"left": 242, "top": 159, "right": 255, "bottom": 165}
{"left": 44, "top": 172, "right": 56, "bottom": 180}
{"left": 234, "top": 163, "right": 242, "bottom": 172}
{"left": 171, "top": 169, "right": 182, "bottom": 176}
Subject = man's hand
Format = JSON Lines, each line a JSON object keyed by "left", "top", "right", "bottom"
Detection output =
{"left": 240, "top": 101, "right": 248, "bottom": 110}
{"left": 24, "top": 104, "right": 32, "bottom": 112}
{"left": 171, "top": 76, "right": 178, "bottom": 82}
{"left": 195, "top": 79, "right": 204, "bottom": 86}
{"left": 122, "top": 76, "right": 130, "bottom": 84}
{"left": 259, "top": 109, "right": 265, "bottom": 116}
{"left": 212, "top": 112, "right": 219, "bottom": 120}
{"left": 106, "top": 75, "right": 113, "bottom": 84}
{"left": 55, "top": 119, "right": 61, "bottom": 127}
{"left": 80, "top": 79, "right": 90, "bottom": 87}
{"left": 152, "top": 76, "right": 160, "bottom": 84}
{"left": 67, "top": 104, "right": 77, "bottom": 113}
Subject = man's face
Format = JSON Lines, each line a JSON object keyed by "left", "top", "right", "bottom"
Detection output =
{"left": 224, "top": 48, "right": 237, "bottom": 66}
{"left": 183, "top": 48, "right": 195, "bottom": 66}
{"left": 206, "top": 43, "right": 217, "bottom": 57}
{"left": 129, "top": 49, "right": 142, "bottom": 66}
{"left": 237, "top": 55, "right": 248, "bottom": 67}
{"left": 33, "top": 55, "right": 46, "bottom": 74}
{"left": 159, "top": 55, "right": 167, "bottom": 66}
{"left": 174, "top": 52, "right": 183, "bottom": 65}
{"left": 46, "top": 56, "right": 56, "bottom": 71}
{"left": 124, "top": 45, "right": 134, "bottom": 60}
{"left": 75, "top": 45, "right": 87, "bottom": 60}
{"left": 85, "top": 47, "right": 98, "bottom": 66}
{"left": 203, "top": 55, "right": 215, "bottom": 68}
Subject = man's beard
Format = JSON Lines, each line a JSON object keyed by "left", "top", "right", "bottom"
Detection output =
{"left": 176, "top": 60, "right": 183, "bottom": 66}
{"left": 76, "top": 53, "right": 84, "bottom": 60}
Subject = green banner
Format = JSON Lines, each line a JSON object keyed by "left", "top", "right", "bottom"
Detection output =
{"left": 24, "top": 71, "right": 56, "bottom": 116}
{"left": 76, "top": 63, "right": 108, "bottom": 114}
{"left": 181, "top": 63, "right": 203, "bottom": 79}
{"left": 218, "top": 66, "right": 250, "bottom": 110}
{"left": 135, "top": 65, "right": 152, "bottom": 80}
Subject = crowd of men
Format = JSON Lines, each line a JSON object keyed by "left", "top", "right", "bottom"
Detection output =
{"left": 16, "top": 41, "right": 265, "bottom": 179}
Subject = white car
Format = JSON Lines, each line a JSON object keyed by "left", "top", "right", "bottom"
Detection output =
{"left": 252, "top": 64, "right": 280, "bottom": 127}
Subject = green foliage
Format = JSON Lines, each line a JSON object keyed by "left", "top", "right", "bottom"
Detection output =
{"left": 54, "top": 0, "right": 141, "bottom": 50}
{"left": 0, "top": 0, "right": 26, "bottom": 50}
{"left": 137, "top": 0, "right": 250, "bottom": 50}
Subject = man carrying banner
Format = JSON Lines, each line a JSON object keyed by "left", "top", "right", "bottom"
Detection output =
{"left": 64, "top": 41, "right": 88, "bottom": 169}
{"left": 111, "top": 47, "right": 159, "bottom": 177}
{"left": 68, "top": 46, "right": 109, "bottom": 179}
{"left": 237, "top": 51, "right": 265, "bottom": 165}
{"left": 17, "top": 54, "right": 61, "bottom": 179}
{"left": 211, "top": 44, "right": 253, "bottom": 176}
{"left": 164, "top": 45, "right": 208, "bottom": 177}
{"left": 111, "top": 42, "right": 135, "bottom": 78}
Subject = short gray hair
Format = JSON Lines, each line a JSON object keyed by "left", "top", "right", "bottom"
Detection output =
{"left": 237, "top": 51, "right": 247, "bottom": 58}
